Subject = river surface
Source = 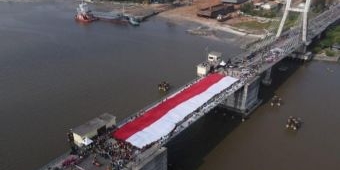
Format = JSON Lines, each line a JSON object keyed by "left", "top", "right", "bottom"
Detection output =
{"left": 0, "top": 1, "right": 340, "bottom": 170}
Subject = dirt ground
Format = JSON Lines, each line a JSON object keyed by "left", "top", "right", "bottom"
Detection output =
{"left": 158, "top": 0, "right": 265, "bottom": 37}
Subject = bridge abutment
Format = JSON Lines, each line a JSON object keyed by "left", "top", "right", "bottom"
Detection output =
{"left": 222, "top": 76, "right": 262, "bottom": 117}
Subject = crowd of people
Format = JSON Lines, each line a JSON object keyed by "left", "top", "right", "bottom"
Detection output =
{"left": 64, "top": 126, "right": 139, "bottom": 170}
{"left": 86, "top": 128, "right": 138, "bottom": 170}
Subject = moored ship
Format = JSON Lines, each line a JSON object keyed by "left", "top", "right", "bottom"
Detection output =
{"left": 75, "top": 2, "right": 140, "bottom": 25}
{"left": 75, "top": 1, "right": 98, "bottom": 23}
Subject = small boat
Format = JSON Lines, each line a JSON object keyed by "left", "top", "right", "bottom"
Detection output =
{"left": 158, "top": 81, "right": 170, "bottom": 92}
{"left": 286, "top": 116, "right": 302, "bottom": 131}
{"left": 75, "top": 13, "right": 98, "bottom": 23}
{"left": 75, "top": 1, "right": 98, "bottom": 23}
{"left": 129, "top": 17, "right": 140, "bottom": 26}
{"left": 270, "top": 95, "right": 282, "bottom": 107}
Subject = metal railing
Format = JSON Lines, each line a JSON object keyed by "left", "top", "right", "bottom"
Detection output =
{"left": 36, "top": 151, "right": 71, "bottom": 170}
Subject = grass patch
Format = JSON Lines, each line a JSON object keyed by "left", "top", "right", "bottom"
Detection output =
{"left": 325, "top": 49, "right": 336, "bottom": 57}
{"left": 283, "top": 13, "right": 299, "bottom": 30}
{"left": 234, "top": 21, "right": 271, "bottom": 30}
{"left": 312, "top": 25, "right": 340, "bottom": 54}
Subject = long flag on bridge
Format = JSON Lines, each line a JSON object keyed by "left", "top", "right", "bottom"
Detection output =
{"left": 113, "top": 73, "right": 238, "bottom": 149}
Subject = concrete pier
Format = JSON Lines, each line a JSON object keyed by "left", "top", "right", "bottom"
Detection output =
{"left": 128, "top": 147, "right": 167, "bottom": 170}
{"left": 222, "top": 76, "right": 262, "bottom": 117}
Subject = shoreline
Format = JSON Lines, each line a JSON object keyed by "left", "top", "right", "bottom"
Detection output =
{"left": 313, "top": 54, "right": 339, "bottom": 62}
{"left": 0, "top": 0, "right": 264, "bottom": 40}
{"left": 158, "top": 11, "right": 265, "bottom": 39}
{"left": 91, "top": 0, "right": 268, "bottom": 39}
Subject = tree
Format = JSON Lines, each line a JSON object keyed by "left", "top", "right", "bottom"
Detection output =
{"left": 312, "top": 46, "right": 322, "bottom": 54}
{"left": 325, "top": 49, "right": 335, "bottom": 56}
{"left": 320, "top": 39, "right": 333, "bottom": 49}
{"left": 240, "top": 3, "right": 254, "bottom": 14}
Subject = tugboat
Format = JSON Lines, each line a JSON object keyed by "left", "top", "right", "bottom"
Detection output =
{"left": 75, "top": 1, "right": 98, "bottom": 23}
{"left": 158, "top": 81, "right": 170, "bottom": 92}
{"left": 286, "top": 116, "right": 302, "bottom": 131}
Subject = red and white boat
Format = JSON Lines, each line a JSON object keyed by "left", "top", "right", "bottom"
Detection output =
{"left": 75, "top": 1, "right": 98, "bottom": 23}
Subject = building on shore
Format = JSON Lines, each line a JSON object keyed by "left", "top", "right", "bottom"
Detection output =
{"left": 197, "top": 3, "right": 234, "bottom": 18}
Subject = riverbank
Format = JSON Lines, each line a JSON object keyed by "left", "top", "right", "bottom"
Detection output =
{"left": 313, "top": 53, "right": 339, "bottom": 62}
{"left": 159, "top": 7, "right": 265, "bottom": 39}
{"left": 85, "top": 0, "right": 265, "bottom": 39}
{"left": 90, "top": 1, "right": 259, "bottom": 45}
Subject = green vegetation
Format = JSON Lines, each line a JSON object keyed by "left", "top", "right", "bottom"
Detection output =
{"left": 312, "top": 46, "right": 322, "bottom": 54}
{"left": 313, "top": 25, "right": 340, "bottom": 56}
{"left": 311, "top": 0, "right": 337, "bottom": 13}
{"left": 240, "top": 3, "right": 278, "bottom": 18}
{"left": 312, "top": 0, "right": 327, "bottom": 13}
{"left": 283, "top": 13, "right": 299, "bottom": 29}
{"left": 325, "top": 49, "right": 336, "bottom": 56}
{"left": 234, "top": 21, "right": 272, "bottom": 30}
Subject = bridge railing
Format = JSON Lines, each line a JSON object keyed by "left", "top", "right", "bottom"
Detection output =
{"left": 36, "top": 151, "right": 71, "bottom": 170}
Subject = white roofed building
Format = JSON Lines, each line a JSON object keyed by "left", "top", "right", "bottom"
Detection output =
{"left": 261, "top": 1, "right": 279, "bottom": 10}
{"left": 72, "top": 113, "right": 116, "bottom": 147}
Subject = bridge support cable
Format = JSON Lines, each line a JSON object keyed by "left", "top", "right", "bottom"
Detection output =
{"left": 276, "top": 0, "right": 311, "bottom": 44}
{"left": 244, "top": 3, "right": 340, "bottom": 64}
{"left": 302, "top": 0, "right": 311, "bottom": 43}
{"left": 276, "top": 0, "right": 292, "bottom": 38}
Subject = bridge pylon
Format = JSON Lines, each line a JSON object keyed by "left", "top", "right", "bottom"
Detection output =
{"left": 276, "top": 0, "right": 312, "bottom": 44}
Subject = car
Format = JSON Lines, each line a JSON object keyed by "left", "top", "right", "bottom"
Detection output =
{"left": 270, "top": 48, "right": 284, "bottom": 56}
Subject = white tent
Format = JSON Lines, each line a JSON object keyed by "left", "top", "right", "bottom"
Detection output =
{"left": 82, "top": 137, "right": 93, "bottom": 146}
{"left": 219, "top": 60, "right": 226, "bottom": 66}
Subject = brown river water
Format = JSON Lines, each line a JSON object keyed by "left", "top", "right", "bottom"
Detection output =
{"left": 0, "top": 1, "right": 339, "bottom": 170}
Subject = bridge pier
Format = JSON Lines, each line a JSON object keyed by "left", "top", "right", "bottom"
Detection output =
{"left": 262, "top": 68, "right": 272, "bottom": 86}
{"left": 127, "top": 147, "right": 168, "bottom": 170}
{"left": 289, "top": 45, "right": 313, "bottom": 61}
{"left": 222, "top": 76, "right": 262, "bottom": 117}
